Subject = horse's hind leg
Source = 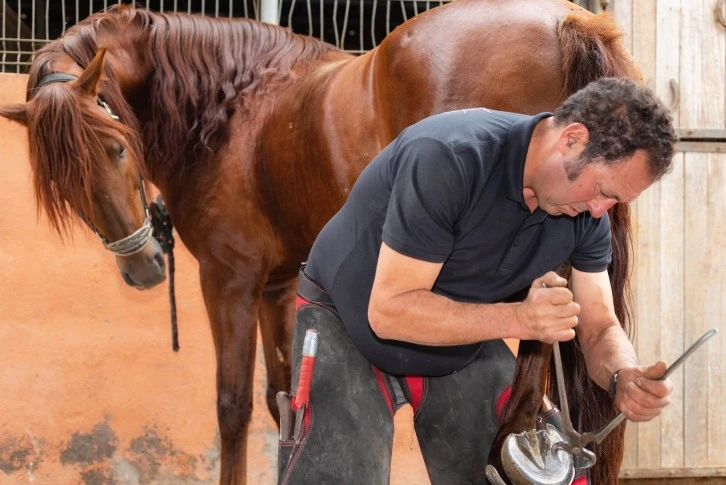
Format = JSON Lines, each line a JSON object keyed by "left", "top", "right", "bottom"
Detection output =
{"left": 258, "top": 279, "right": 296, "bottom": 425}
{"left": 200, "top": 265, "right": 262, "bottom": 485}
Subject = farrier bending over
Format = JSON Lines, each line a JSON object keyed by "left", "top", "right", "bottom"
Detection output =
{"left": 279, "top": 78, "right": 677, "bottom": 485}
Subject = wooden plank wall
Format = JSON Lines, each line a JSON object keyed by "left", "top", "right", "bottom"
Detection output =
{"left": 613, "top": 0, "right": 726, "bottom": 478}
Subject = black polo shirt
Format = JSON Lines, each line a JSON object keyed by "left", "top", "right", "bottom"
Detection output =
{"left": 305, "top": 108, "right": 611, "bottom": 376}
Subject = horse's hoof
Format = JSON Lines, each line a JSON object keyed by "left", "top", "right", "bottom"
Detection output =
{"left": 500, "top": 424, "right": 574, "bottom": 485}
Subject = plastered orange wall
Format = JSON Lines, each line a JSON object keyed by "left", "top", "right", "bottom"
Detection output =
{"left": 0, "top": 73, "right": 429, "bottom": 485}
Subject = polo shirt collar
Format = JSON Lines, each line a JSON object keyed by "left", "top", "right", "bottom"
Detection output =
{"left": 503, "top": 112, "right": 553, "bottom": 208}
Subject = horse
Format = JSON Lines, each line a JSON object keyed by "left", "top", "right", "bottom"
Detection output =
{"left": 0, "top": 1, "right": 641, "bottom": 483}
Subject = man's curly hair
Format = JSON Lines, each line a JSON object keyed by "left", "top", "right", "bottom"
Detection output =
{"left": 554, "top": 78, "right": 677, "bottom": 181}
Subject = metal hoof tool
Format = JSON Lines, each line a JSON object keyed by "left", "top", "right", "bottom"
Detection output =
{"left": 495, "top": 327, "right": 718, "bottom": 485}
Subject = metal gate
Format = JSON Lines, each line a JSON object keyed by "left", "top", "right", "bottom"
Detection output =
{"left": 1, "top": 0, "right": 452, "bottom": 72}
{"left": 0, "top": 0, "right": 607, "bottom": 72}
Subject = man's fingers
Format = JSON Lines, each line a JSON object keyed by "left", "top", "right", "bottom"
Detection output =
{"left": 544, "top": 328, "right": 577, "bottom": 344}
{"left": 625, "top": 381, "right": 671, "bottom": 407}
{"left": 643, "top": 360, "right": 668, "bottom": 380}
{"left": 547, "top": 288, "right": 575, "bottom": 305}
{"left": 635, "top": 375, "right": 673, "bottom": 398}
{"left": 622, "top": 405, "right": 662, "bottom": 422}
{"left": 536, "top": 271, "right": 568, "bottom": 288}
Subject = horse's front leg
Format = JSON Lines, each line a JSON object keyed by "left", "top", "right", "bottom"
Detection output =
{"left": 488, "top": 339, "right": 552, "bottom": 481}
{"left": 257, "top": 278, "right": 296, "bottom": 425}
{"left": 200, "top": 263, "right": 263, "bottom": 485}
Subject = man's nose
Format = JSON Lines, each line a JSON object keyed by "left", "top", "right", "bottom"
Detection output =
{"left": 588, "top": 198, "right": 617, "bottom": 218}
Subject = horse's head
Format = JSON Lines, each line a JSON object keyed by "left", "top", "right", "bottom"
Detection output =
{"left": 0, "top": 48, "right": 166, "bottom": 290}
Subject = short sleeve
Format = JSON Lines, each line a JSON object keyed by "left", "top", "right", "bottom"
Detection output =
{"left": 569, "top": 212, "right": 612, "bottom": 272}
{"left": 382, "top": 137, "right": 472, "bottom": 262}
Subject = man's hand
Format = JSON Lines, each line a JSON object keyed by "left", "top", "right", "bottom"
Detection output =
{"left": 613, "top": 361, "right": 673, "bottom": 422}
{"left": 516, "top": 271, "right": 580, "bottom": 343}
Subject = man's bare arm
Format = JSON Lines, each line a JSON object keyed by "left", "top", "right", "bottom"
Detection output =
{"left": 367, "top": 242, "right": 580, "bottom": 345}
{"left": 571, "top": 268, "right": 672, "bottom": 421}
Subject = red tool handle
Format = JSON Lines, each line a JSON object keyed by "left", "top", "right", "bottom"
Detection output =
{"left": 293, "top": 329, "right": 319, "bottom": 410}
{"left": 295, "top": 355, "right": 316, "bottom": 407}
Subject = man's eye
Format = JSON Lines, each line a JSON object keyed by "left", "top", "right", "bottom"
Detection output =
{"left": 119, "top": 147, "right": 126, "bottom": 159}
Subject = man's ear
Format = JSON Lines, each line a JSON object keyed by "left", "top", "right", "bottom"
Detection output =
{"left": 75, "top": 47, "right": 107, "bottom": 96}
{"left": 0, "top": 103, "right": 28, "bottom": 126}
{"left": 559, "top": 122, "right": 590, "bottom": 153}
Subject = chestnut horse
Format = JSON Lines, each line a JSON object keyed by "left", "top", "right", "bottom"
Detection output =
{"left": 0, "top": 1, "right": 640, "bottom": 483}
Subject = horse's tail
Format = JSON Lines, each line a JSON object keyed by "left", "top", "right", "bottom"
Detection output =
{"left": 553, "top": 12, "right": 641, "bottom": 485}
{"left": 558, "top": 12, "right": 642, "bottom": 96}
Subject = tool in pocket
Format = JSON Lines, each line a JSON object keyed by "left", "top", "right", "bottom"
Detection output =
{"left": 292, "top": 329, "right": 319, "bottom": 443}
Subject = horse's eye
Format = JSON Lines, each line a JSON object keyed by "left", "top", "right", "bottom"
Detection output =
{"left": 119, "top": 146, "right": 126, "bottom": 159}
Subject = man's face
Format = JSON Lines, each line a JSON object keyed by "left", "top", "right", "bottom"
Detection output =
{"left": 538, "top": 149, "right": 654, "bottom": 218}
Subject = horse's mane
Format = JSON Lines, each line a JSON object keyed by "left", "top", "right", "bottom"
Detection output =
{"left": 136, "top": 7, "right": 340, "bottom": 179}
{"left": 24, "top": 5, "right": 339, "bottom": 220}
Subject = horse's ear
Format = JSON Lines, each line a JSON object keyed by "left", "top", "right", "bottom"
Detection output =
{"left": 0, "top": 103, "right": 28, "bottom": 126}
{"left": 76, "top": 47, "right": 107, "bottom": 95}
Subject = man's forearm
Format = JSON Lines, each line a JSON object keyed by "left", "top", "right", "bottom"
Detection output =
{"left": 580, "top": 322, "right": 639, "bottom": 390}
{"left": 368, "top": 289, "right": 524, "bottom": 345}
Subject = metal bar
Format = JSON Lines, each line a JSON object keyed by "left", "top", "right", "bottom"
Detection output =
{"left": 15, "top": 0, "right": 20, "bottom": 73}
{"left": 340, "top": 0, "right": 350, "bottom": 50}
{"left": 332, "top": 0, "right": 340, "bottom": 47}
{"left": 385, "top": 0, "right": 390, "bottom": 36}
{"left": 261, "top": 0, "right": 279, "bottom": 24}
{"left": 0, "top": 37, "right": 50, "bottom": 42}
{"left": 358, "top": 0, "right": 363, "bottom": 51}
{"left": 2, "top": 1, "right": 6, "bottom": 72}
{"left": 370, "top": 0, "right": 377, "bottom": 48}
{"left": 31, "top": 0, "right": 36, "bottom": 47}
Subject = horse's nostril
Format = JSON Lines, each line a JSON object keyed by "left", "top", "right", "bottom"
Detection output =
{"left": 154, "top": 252, "right": 166, "bottom": 273}
{"left": 122, "top": 272, "right": 136, "bottom": 287}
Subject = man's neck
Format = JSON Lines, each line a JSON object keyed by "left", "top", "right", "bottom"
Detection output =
{"left": 522, "top": 117, "right": 557, "bottom": 212}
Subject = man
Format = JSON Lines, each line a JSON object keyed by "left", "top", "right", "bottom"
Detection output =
{"left": 278, "top": 78, "right": 677, "bottom": 485}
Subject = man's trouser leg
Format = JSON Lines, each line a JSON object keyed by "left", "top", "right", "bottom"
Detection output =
{"left": 411, "top": 339, "right": 516, "bottom": 485}
{"left": 278, "top": 294, "right": 394, "bottom": 485}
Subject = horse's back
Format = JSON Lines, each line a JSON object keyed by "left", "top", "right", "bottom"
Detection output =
{"left": 254, "top": 0, "right": 633, "bottom": 276}
{"left": 371, "top": 0, "right": 596, "bottom": 139}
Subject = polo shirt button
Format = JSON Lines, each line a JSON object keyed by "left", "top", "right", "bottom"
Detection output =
{"left": 513, "top": 240, "right": 519, "bottom": 247}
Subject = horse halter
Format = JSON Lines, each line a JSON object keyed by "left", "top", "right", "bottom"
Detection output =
{"left": 36, "top": 73, "right": 153, "bottom": 257}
